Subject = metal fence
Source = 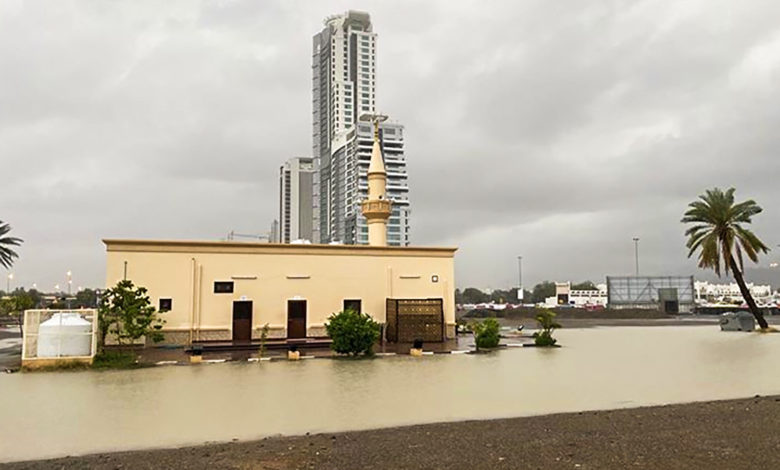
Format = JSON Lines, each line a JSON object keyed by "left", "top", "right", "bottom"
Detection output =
{"left": 22, "top": 309, "right": 98, "bottom": 361}
{"left": 607, "top": 276, "right": 695, "bottom": 312}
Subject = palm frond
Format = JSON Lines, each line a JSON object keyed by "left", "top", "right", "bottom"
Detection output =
{"left": 0, "top": 221, "right": 22, "bottom": 269}
{"left": 699, "top": 233, "right": 721, "bottom": 276}
{"left": 682, "top": 187, "right": 768, "bottom": 278}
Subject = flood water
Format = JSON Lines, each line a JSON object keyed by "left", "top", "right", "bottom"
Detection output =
{"left": 2, "top": 326, "right": 780, "bottom": 463}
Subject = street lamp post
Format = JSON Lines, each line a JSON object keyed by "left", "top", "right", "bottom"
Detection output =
{"left": 6, "top": 273, "right": 12, "bottom": 293}
{"left": 517, "top": 256, "right": 523, "bottom": 301}
{"left": 66, "top": 271, "right": 73, "bottom": 308}
{"left": 633, "top": 237, "right": 640, "bottom": 276}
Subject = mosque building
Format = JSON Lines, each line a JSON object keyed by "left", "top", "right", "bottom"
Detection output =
{"left": 103, "top": 117, "right": 456, "bottom": 346}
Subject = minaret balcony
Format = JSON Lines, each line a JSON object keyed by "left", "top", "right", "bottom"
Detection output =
{"left": 361, "top": 199, "right": 392, "bottom": 218}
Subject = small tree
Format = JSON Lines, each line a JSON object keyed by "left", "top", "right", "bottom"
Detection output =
{"left": 325, "top": 309, "right": 380, "bottom": 356}
{"left": 533, "top": 309, "right": 561, "bottom": 346}
{"left": 74, "top": 288, "right": 99, "bottom": 308}
{"left": 471, "top": 318, "right": 500, "bottom": 350}
{"left": 98, "top": 280, "right": 165, "bottom": 348}
{"left": 572, "top": 281, "right": 597, "bottom": 291}
{"left": 531, "top": 281, "right": 556, "bottom": 303}
{"left": 0, "top": 292, "right": 34, "bottom": 336}
{"left": 460, "top": 287, "right": 490, "bottom": 304}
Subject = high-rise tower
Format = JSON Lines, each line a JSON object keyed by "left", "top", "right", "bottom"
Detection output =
{"left": 278, "top": 157, "right": 314, "bottom": 243}
{"left": 312, "top": 11, "right": 411, "bottom": 246}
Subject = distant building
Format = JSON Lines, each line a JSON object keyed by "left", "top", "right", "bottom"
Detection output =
{"left": 279, "top": 157, "right": 314, "bottom": 243}
{"left": 606, "top": 276, "right": 695, "bottom": 313}
{"left": 268, "top": 219, "right": 280, "bottom": 243}
{"left": 544, "top": 282, "right": 608, "bottom": 308}
{"left": 694, "top": 281, "right": 773, "bottom": 303}
{"left": 570, "top": 283, "right": 608, "bottom": 307}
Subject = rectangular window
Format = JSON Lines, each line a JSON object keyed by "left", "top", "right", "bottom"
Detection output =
{"left": 343, "top": 299, "right": 362, "bottom": 314}
{"left": 214, "top": 281, "right": 234, "bottom": 293}
{"left": 159, "top": 298, "right": 172, "bottom": 311}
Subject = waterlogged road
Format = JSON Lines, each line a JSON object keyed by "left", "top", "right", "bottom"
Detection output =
{"left": 2, "top": 326, "right": 779, "bottom": 463}
{"left": 0, "top": 328, "right": 21, "bottom": 370}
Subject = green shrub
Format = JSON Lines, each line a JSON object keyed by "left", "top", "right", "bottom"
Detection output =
{"left": 325, "top": 309, "right": 380, "bottom": 356}
{"left": 471, "top": 318, "right": 501, "bottom": 349}
{"left": 257, "top": 323, "right": 270, "bottom": 359}
{"left": 533, "top": 331, "right": 557, "bottom": 346}
{"left": 533, "top": 309, "right": 561, "bottom": 347}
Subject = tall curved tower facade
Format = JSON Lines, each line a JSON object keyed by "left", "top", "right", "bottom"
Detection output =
{"left": 312, "top": 11, "right": 411, "bottom": 246}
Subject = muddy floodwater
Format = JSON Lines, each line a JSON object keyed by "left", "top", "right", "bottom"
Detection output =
{"left": 2, "top": 326, "right": 780, "bottom": 463}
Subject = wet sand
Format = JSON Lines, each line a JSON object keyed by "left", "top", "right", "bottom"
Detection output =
{"left": 5, "top": 395, "right": 779, "bottom": 469}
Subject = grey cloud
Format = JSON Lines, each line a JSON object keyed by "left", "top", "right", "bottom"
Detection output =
{"left": 2, "top": 0, "right": 780, "bottom": 290}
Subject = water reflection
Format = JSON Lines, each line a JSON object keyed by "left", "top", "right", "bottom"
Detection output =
{"left": 1, "top": 326, "right": 778, "bottom": 463}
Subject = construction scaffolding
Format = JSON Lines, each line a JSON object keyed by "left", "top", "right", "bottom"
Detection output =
{"left": 607, "top": 276, "right": 695, "bottom": 313}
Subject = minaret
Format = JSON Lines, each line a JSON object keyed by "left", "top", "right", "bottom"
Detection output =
{"left": 361, "top": 115, "right": 392, "bottom": 246}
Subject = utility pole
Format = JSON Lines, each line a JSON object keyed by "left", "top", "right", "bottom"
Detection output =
{"left": 517, "top": 256, "right": 523, "bottom": 301}
{"left": 633, "top": 237, "right": 640, "bottom": 276}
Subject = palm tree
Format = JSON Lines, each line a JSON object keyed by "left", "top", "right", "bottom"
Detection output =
{"left": 0, "top": 220, "right": 22, "bottom": 270}
{"left": 682, "top": 188, "right": 770, "bottom": 329}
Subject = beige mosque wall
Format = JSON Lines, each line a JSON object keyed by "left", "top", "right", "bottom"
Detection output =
{"left": 104, "top": 240, "right": 456, "bottom": 344}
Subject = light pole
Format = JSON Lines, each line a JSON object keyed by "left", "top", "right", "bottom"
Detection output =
{"left": 6, "top": 273, "right": 12, "bottom": 293}
{"left": 517, "top": 256, "right": 523, "bottom": 301}
{"left": 633, "top": 237, "right": 640, "bottom": 276}
{"left": 66, "top": 271, "right": 73, "bottom": 308}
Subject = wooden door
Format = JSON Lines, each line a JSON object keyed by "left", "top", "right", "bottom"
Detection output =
{"left": 287, "top": 300, "right": 307, "bottom": 339}
{"left": 232, "top": 301, "right": 253, "bottom": 342}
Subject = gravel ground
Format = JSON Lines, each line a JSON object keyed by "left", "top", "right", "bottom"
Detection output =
{"left": 4, "top": 395, "right": 780, "bottom": 470}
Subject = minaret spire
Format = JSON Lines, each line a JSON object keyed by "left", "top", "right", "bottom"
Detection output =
{"left": 361, "top": 113, "right": 392, "bottom": 246}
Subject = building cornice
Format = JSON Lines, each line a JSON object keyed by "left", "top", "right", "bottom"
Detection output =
{"left": 103, "top": 239, "right": 457, "bottom": 258}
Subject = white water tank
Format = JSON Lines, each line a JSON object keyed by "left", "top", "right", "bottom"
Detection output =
{"left": 37, "top": 313, "right": 92, "bottom": 357}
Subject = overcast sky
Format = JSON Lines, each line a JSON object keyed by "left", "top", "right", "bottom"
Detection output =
{"left": 2, "top": 0, "right": 780, "bottom": 291}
